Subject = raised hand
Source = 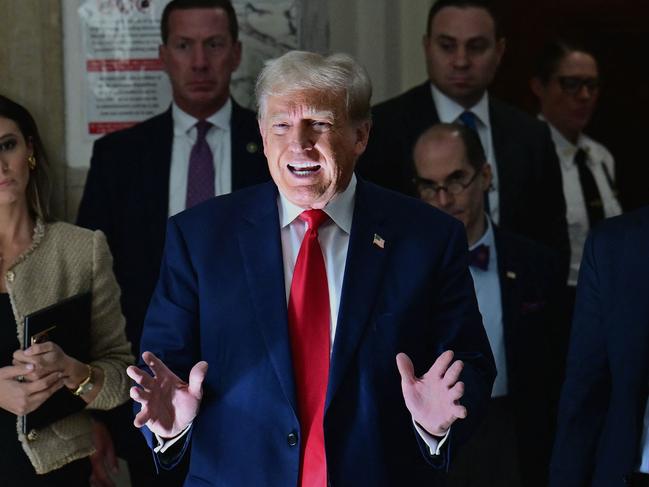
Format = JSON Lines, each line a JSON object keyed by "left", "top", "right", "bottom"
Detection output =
{"left": 396, "top": 350, "right": 467, "bottom": 437}
{"left": 126, "top": 351, "right": 208, "bottom": 439}
{"left": 0, "top": 363, "right": 65, "bottom": 415}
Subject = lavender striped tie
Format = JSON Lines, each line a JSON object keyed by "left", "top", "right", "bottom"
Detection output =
{"left": 186, "top": 120, "right": 214, "bottom": 209}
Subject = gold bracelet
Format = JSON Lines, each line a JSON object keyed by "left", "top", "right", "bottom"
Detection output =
{"left": 71, "top": 364, "right": 94, "bottom": 396}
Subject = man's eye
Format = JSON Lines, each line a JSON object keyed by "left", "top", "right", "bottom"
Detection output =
{"left": 438, "top": 42, "right": 455, "bottom": 52}
{"left": 272, "top": 123, "right": 289, "bottom": 132}
{"left": 207, "top": 40, "right": 225, "bottom": 49}
{"left": 467, "top": 41, "right": 489, "bottom": 54}
{"left": 0, "top": 139, "right": 17, "bottom": 152}
{"left": 312, "top": 121, "right": 331, "bottom": 131}
{"left": 175, "top": 41, "right": 189, "bottom": 50}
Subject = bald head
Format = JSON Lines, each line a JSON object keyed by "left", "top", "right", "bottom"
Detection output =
{"left": 413, "top": 123, "right": 491, "bottom": 245}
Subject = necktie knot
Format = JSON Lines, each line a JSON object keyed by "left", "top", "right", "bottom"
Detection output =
{"left": 195, "top": 119, "right": 212, "bottom": 140}
{"left": 574, "top": 148, "right": 588, "bottom": 167}
{"left": 459, "top": 111, "right": 478, "bottom": 131}
{"left": 469, "top": 243, "right": 490, "bottom": 270}
{"left": 299, "top": 209, "right": 329, "bottom": 233}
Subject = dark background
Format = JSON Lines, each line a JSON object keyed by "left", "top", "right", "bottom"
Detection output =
{"left": 490, "top": 0, "right": 649, "bottom": 210}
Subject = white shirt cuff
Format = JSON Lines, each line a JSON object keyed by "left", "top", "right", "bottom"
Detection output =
{"left": 413, "top": 420, "right": 450, "bottom": 456}
{"left": 153, "top": 423, "right": 192, "bottom": 454}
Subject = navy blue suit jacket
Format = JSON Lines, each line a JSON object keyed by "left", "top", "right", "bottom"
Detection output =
{"left": 77, "top": 101, "right": 270, "bottom": 354}
{"left": 139, "top": 178, "right": 496, "bottom": 486}
{"left": 550, "top": 207, "right": 649, "bottom": 487}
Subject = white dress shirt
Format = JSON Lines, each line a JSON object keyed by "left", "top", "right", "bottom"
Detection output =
{"left": 639, "top": 399, "right": 649, "bottom": 473}
{"left": 468, "top": 217, "right": 508, "bottom": 398}
{"left": 168, "top": 100, "right": 233, "bottom": 217}
{"left": 156, "top": 174, "right": 447, "bottom": 455}
{"left": 431, "top": 84, "right": 500, "bottom": 224}
{"left": 542, "top": 118, "right": 623, "bottom": 286}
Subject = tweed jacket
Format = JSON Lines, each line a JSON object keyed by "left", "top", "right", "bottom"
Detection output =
{"left": 4, "top": 221, "right": 133, "bottom": 474}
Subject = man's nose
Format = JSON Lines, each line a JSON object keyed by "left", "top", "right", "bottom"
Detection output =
{"left": 289, "top": 125, "right": 314, "bottom": 151}
{"left": 576, "top": 84, "right": 594, "bottom": 100}
{"left": 436, "top": 188, "right": 453, "bottom": 207}
{"left": 191, "top": 45, "right": 208, "bottom": 70}
{"left": 452, "top": 47, "right": 470, "bottom": 68}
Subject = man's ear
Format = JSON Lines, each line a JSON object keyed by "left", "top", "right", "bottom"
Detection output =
{"left": 354, "top": 120, "right": 372, "bottom": 156}
{"left": 481, "top": 163, "right": 493, "bottom": 192}
{"left": 530, "top": 77, "right": 544, "bottom": 99}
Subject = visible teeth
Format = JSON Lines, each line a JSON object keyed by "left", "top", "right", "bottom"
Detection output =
{"left": 289, "top": 162, "right": 320, "bottom": 169}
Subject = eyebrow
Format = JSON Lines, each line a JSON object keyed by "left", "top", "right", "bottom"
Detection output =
{"left": 269, "top": 109, "right": 335, "bottom": 121}
{"left": 0, "top": 132, "right": 18, "bottom": 140}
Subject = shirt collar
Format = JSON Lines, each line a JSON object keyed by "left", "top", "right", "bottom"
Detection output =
{"left": 430, "top": 83, "right": 491, "bottom": 129}
{"left": 538, "top": 114, "right": 588, "bottom": 170}
{"left": 469, "top": 214, "right": 495, "bottom": 251}
{"left": 278, "top": 173, "right": 357, "bottom": 234}
{"left": 172, "top": 98, "right": 232, "bottom": 136}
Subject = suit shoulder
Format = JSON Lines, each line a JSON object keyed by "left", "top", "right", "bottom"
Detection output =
{"left": 171, "top": 182, "right": 274, "bottom": 228}
{"left": 94, "top": 111, "right": 170, "bottom": 149}
{"left": 591, "top": 206, "right": 649, "bottom": 243}
{"left": 372, "top": 82, "right": 430, "bottom": 119}
{"left": 360, "top": 179, "right": 463, "bottom": 234}
{"left": 496, "top": 227, "right": 557, "bottom": 266}
{"left": 490, "top": 97, "right": 549, "bottom": 134}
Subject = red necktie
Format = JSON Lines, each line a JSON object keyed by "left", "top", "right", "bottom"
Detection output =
{"left": 288, "top": 209, "right": 330, "bottom": 487}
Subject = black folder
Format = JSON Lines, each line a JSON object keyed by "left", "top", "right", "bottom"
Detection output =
{"left": 22, "top": 292, "right": 92, "bottom": 433}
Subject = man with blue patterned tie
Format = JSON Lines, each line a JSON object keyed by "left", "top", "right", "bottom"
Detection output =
{"left": 358, "top": 0, "right": 569, "bottom": 282}
{"left": 413, "top": 122, "right": 562, "bottom": 487}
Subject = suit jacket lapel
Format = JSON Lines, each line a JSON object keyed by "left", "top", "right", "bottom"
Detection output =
{"left": 326, "top": 179, "right": 391, "bottom": 410}
{"left": 230, "top": 99, "right": 266, "bottom": 190}
{"left": 237, "top": 183, "right": 297, "bottom": 414}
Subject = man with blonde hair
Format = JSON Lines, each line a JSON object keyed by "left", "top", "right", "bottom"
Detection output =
{"left": 128, "top": 50, "right": 495, "bottom": 486}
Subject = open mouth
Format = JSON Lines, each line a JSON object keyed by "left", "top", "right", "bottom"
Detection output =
{"left": 287, "top": 162, "right": 321, "bottom": 177}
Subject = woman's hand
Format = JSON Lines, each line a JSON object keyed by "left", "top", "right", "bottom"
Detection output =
{"left": 13, "top": 342, "right": 88, "bottom": 389}
{"left": 0, "top": 363, "right": 65, "bottom": 415}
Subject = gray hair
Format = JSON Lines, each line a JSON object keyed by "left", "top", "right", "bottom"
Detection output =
{"left": 255, "top": 50, "right": 372, "bottom": 123}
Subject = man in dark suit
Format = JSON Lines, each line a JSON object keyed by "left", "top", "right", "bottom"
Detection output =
{"left": 126, "top": 50, "right": 496, "bottom": 486}
{"left": 357, "top": 0, "right": 569, "bottom": 272}
{"left": 550, "top": 207, "right": 649, "bottom": 487}
{"left": 412, "top": 123, "right": 562, "bottom": 486}
{"left": 76, "top": 1, "right": 269, "bottom": 484}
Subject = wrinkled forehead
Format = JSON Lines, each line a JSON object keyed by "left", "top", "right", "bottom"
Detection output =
{"left": 262, "top": 88, "right": 348, "bottom": 119}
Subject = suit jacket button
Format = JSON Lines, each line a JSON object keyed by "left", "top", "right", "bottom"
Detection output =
{"left": 287, "top": 431, "right": 298, "bottom": 447}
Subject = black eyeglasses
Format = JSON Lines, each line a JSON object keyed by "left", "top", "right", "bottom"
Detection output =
{"left": 413, "top": 171, "right": 480, "bottom": 198}
{"left": 556, "top": 76, "right": 601, "bottom": 95}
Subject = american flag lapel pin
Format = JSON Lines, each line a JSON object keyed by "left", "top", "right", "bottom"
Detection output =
{"left": 372, "top": 233, "right": 385, "bottom": 249}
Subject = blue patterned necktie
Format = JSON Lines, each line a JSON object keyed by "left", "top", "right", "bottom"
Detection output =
{"left": 459, "top": 111, "right": 478, "bottom": 131}
{"left": 186, "top": 120, "right": 214, "bottom": 209}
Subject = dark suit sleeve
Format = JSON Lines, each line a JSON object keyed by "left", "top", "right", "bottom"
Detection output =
{"left": 420, "top": 220, "right": 497, "bottom": 467}
{"left": 549, "top": 231, "right": 609, "bottom": 487}
{"left": 136, "top": 217, "right": 202, "bottom": 469}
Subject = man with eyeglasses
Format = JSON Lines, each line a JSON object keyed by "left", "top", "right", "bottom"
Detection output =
{"left": 413, "top": 122, "right": 562, "bottom": 487}
{"left": 531, "top": 39, "right": 622, "bottom": 358}
{"left": 358, "top": 0, "right": 569, "bottom": 284}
